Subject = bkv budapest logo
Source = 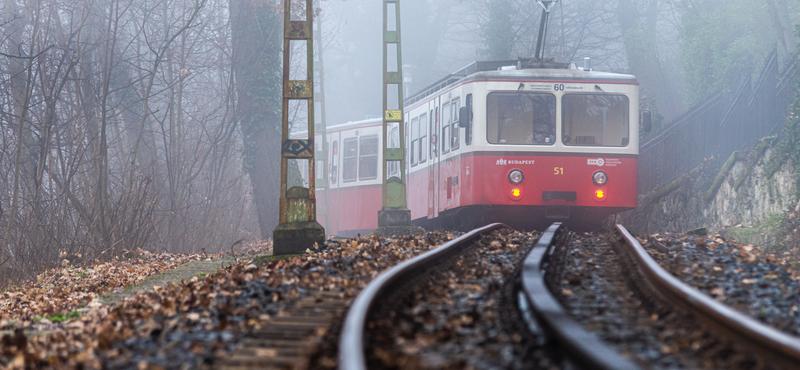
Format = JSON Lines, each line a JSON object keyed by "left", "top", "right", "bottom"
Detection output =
{"left": 496, "top": 158, "right": 535, "bottom": 165}
{"left": 587, "top": 158, "right": 605, "bottom": 167}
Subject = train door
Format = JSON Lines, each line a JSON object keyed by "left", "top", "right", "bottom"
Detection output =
{"left": 427, "top": 100, "right": 440, "bottom": 219}
{"left": 440, "top": 99, "right": 451, "bottom": 213}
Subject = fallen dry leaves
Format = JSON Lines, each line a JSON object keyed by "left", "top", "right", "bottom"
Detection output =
{"left": 643, "top": 232, "right": 800, "bottom": 338}
{"left": 366, "top": 230, "right": 546, "bottom": 369}
{"left": 0, "top": 250, "right": 209, "bottom": 325}
{"left": 0, "top": 233, "right": 449, "bottom": 369}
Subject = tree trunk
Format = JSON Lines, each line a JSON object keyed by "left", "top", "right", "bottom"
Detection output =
{"left": 616, "top": 0, "right": 682, "bottom": 118}
{"left": 483, "top": 0, "right": 515, "bottom": 60}
{"left": 230, "top": 0, "right": 283, "bottom": 239}
{"left": 2, "top": 0, "right": 41, "bottom": 262}
{"left": 110, "top": 61, "right": 159, "bottom": 179}
{"left": 765, "top": 0, "right": 797, "bottom": 66}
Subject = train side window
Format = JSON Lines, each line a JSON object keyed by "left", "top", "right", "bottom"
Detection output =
{"left": 410, "top": 117, "right": 418, "bottom": 166}
{"left": 430, "top": 109, "right": 436, "bottom": 158}
{"left": 330, "top": 140, "right": 339, "bottom": 184}
{"left": 442, "top": 103, "right": 451, "bottom": 153}
{"left": 451, "top": 98, "right": 460, "bottom": 150}
{"left": 405, "top": 119, "right": 409, "bottom": 170}
{"left": 419, "top": 113, "right": 427, "bottom": 163}
{"left": 465, "top": 94, "right": 473, "bottom": 146}
{"left": 359, "top": 135, "right": 379, "bottom": 181}
{"left": 342, "top": 138, "right": 358, "bottom": 182}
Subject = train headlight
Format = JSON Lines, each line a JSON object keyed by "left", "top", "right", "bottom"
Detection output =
{"left": 511, "top": 188, "right": 523, "bottom": 200}
{"left": 592, "top": 171, "right": 608, "bottom": 187}
{"left": 508, "top": 169, "right": 524, "bottom": 185}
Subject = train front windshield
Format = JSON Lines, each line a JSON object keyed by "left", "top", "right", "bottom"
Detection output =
{"left": 486, "top": 92, "right": 557, "bottom": 145}
{"left": 486, "top": 92, "right": 631, "bottom": 147}
{"left": 562, "top": 94, "right": 630, "bottom": 147}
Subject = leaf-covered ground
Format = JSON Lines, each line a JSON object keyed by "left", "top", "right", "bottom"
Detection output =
{"left": 0, "top": 234, "right": 449, "bottom": 369}
{"left": 1, "top": 251, "right": 212, "bottom": 326}
{"left": 642, "top": 233, "right": 800, "bottom": 336}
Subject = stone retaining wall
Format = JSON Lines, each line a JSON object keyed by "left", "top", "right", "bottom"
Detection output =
{"left": 618, "top": 142, "right": 799, "bottom": 244}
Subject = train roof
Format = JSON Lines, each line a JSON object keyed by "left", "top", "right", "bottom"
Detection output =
{"left": 296, "top": 59, "right": 638, "bottom": 137}
{"left": 404, "top": 58, "right": 638, "bottom": 106}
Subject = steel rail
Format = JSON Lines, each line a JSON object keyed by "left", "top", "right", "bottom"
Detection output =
{"left": 520, "top": 223, "right": 641, "bottom": 370}
{"left": 615, "top": 224, "right": 800, "bottom": 368}
{"left": 338, "top": 223, "right": 509, "bottom": 370}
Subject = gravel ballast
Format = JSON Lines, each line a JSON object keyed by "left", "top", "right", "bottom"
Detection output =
{"left": 366, "top": 229, "right": 562, "bottom": 370}
{"left": 641, "top": 233, "right": 800, "bottom": 337}
{"left": 553, "top": 232, "right": 769, "bottom": 370}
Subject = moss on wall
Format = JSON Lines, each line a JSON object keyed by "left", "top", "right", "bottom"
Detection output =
{"left": 706, "top": 151, "right": 746, "bottom": 202}
{"left": 735, "top": 136, "right": 776, "bottom": 190}
{"left": 621, "top": 83, "right": 800, "bottom": 237}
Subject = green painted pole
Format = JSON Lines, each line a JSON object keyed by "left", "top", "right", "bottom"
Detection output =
{"left": 377, "top": 0, "right": 412, "bottom": 232}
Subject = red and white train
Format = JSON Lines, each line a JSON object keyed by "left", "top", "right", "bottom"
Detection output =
{"left": 308, "top": 60, "right": 648, "bottom": 236}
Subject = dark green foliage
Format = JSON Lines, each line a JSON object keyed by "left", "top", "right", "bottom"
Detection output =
{"left": 763, "top": 22, "right": 800, "bottom": 180}
{"left": 763, "top": 211, "right": 800, "bottom": 252}
{"left": 679, "top": 1, "right": 775, "bottom": 106}
{"left": 766, "top": 95, "right": 800, "bottom": 179}
{"left": 480, "top": 0, "right": 515, "bottom": 60}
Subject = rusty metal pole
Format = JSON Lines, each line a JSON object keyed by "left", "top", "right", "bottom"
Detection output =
{"left": 377, "top": 0, "right": 413, "bottom": 235}
{"left": 273, "top": 0, "right": 325, "bottom": 255}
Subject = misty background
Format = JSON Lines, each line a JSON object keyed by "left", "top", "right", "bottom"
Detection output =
{"left": 0, "top": 0, "right": 797, "bottom": 286}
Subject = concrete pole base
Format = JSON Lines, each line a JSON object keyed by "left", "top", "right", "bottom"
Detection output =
{"left": 378, "top": 208, "right": 411, "bottom": 227}
{"left": 273, "top": 221, "right": 326, "bottom": 255}
{"left": 375, "top": 208, "right": 423, "bottom": 237}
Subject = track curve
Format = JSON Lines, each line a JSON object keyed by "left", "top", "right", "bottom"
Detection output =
{"left": 338, "top": 223, "right": 509, "bottom": 370}
{"left": 519, "top": 223, "right": 641, "bottom": 370}
{"left": 614, "top": 224, "right": 800, "bottom": 368}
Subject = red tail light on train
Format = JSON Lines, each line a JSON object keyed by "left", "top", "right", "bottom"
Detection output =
{"left": 594, "top": 190, "right": 606, "bottom": 201}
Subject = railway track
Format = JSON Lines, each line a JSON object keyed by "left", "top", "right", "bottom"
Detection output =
{"left": 339, "top": 222, "right": 636, "bottom": 369}
{"left": 339, "top": 224, "right": 519, "bottom": 369}
{"left": 519, "top": 223, "right": 639, "bottom": 369}
{"left": 338, "top": 223, "right": 800, "bottom": 370}
{"left": 612, "top": 225, "right": 800, "bottom": 369}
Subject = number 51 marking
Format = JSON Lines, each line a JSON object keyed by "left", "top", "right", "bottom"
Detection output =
{"left": 554, "top": 167, "right": 564, "bottom": 175}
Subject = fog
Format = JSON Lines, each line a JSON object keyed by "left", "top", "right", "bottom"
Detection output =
{"left": 0, "top": 0, "right": 796, "bottom": 286}
{"left": 320, "top": 0, "right": 638, "bottom": 124}
{"left": 320, "top": 0, "right": 480, "bottom": 124}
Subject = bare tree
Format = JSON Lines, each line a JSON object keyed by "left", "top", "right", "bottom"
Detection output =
{"left": 0, "top": 0, "right": 257, "bottom": 287}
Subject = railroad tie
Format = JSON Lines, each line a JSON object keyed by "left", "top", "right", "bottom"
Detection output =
{"left": 220, "top": 293, "right": 350, "bottom": 370}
